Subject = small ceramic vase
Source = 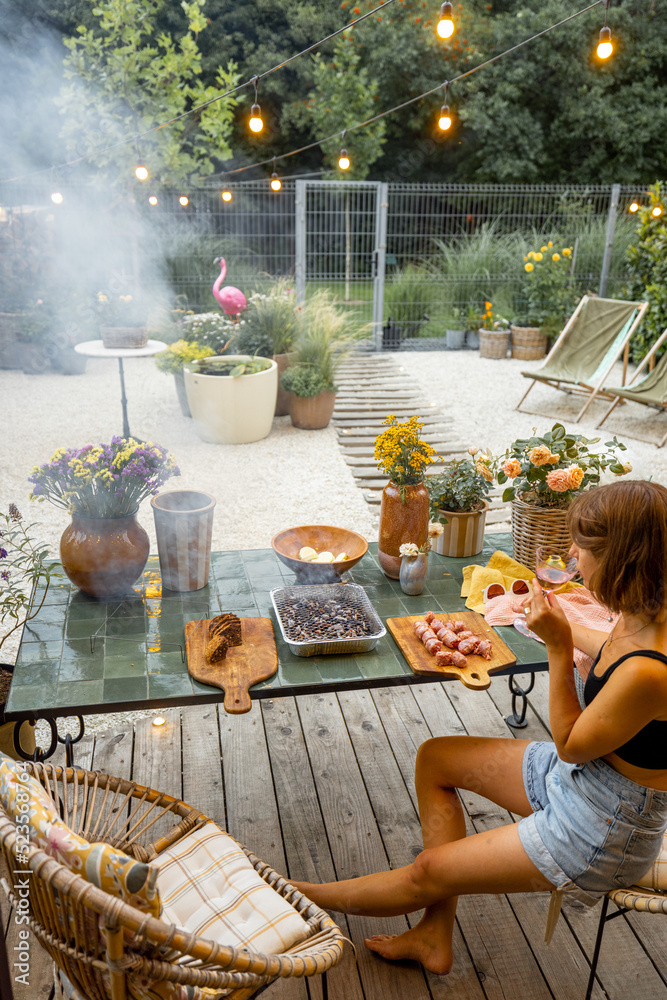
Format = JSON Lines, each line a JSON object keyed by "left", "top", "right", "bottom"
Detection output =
{"left": 399, "top": 552, "right": 428, "bottom": 596}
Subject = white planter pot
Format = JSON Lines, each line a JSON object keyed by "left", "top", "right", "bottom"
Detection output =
{"left": 431, "top": 502, "right": 489, "bottom": 558}
{"left": 184, "top": 356, "right": 278, "bottom": 444}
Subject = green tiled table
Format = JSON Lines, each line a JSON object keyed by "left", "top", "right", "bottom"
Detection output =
{"left": 5, "top": 534, "right": 547, "bottom": 757}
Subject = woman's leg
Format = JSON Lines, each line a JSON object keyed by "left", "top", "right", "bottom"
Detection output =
{"left": 297, "top": 736, "right": 548, "bottom": 974}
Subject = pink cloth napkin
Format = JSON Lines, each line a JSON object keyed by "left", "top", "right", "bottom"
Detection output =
{"left": 484, "top": 588, "right": 620, "bottom": 679}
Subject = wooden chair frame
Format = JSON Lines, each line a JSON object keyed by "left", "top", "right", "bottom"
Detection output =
{"left": 596, "top": 327, "right": 667, "bottom": 446}
{"left": 0, "top": 763, "right": 346, "bottom": 1000}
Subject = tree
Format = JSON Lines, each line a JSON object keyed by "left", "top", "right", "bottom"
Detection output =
{"left": 625, "top": 181, "right": 667, "bottom": 362}
{"left": 55, "top": 0, "right": 240, "bottom": 186}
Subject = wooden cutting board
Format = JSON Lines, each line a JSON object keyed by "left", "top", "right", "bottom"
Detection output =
{"left": 184, "top": 617, "right": 278, "bottom": 714}
{"left": 386, "top": 610, "right": 516, "bottom": 690}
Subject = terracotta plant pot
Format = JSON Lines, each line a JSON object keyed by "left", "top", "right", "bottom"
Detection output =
{"left": 273, "top": 352, "right": 297, "bottom": 416}
{"left": 289, "top": 391, "right": 337, "bottom": 430}
{"left": 60, "top": 511, "right": 150, "bottom": 598}
{"left": 431, "top": 502, "right": 489, "bottom": 558}
{"left": 151, "top": 489, "right": 216, "bottom": 592}
{"left": 378, "top": 481, "right": 429, "bottom": 579}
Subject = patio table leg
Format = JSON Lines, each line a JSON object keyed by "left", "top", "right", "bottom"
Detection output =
{"left": 12, "top": 716, "right": 85, "bottom": 764}
{"left": 505, "top": 673, "right": 535, "bottom": 728}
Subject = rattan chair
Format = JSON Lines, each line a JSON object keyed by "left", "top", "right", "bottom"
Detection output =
{"left": 584, "top": 884, "right": 667, "bottom": 1000}
{"left": 0, "top": 762, "right": 346, "bottom": 1000}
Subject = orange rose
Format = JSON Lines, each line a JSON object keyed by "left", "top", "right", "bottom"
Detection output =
{"left": 502, "top": 459, "right": 522, "bottom": 478}
{"left": 476, "top": 462, "right": 493, "bottom": 482}
{"left": 528, "top": 445, "right": 553, "bottom": 467}
{"left": 546, "top": 469, "right": 571, "bottom": 493}
{"left": 566, "top": 464, "right": 584, "bottom": 489}
{"left": 548, "top": 454, "right": 560, "bottom": 464}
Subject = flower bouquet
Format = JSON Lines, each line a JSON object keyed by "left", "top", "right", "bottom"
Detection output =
{"left": 498, "top": 423, "right": 629, "bottom": 568}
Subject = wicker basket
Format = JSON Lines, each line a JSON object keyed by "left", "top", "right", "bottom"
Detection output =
{"left": 479, "top": 329, "right": 510, "bottom": 359}
{"left": 100, "top": 326, "right": 148, "bottom": 349}
{"left": 511, "top": 495, "right": 572, "bottom": 571}
{"left": 511, "top": 325, "right": 547, "bottom": 361}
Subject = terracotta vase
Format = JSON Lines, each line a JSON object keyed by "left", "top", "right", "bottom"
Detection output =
{"left": 274, "top": 352, "right": 297, "bottom": 416}
{"left": 289, "top": 391, "right": 337, "bottom": 430}
{"left": 378, "top": 481, "right": 429, "bottom": 579}
{"left": 60, "top": 512, "right": 150, "bottom": 598}
{"left": 399, "top": 553, "right": 428, "bottom": 595}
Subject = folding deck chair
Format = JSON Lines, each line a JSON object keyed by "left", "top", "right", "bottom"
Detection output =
{"left": 596, "top": 327, "right": 667, "bottom": 446}
{"left": 516, "top": 296, "right": 648, "bottom": 422}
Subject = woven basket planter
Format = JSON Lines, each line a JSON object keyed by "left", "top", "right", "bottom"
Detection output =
{"left": 100, "top": 326, "right": 148, "bottom": 349}
{"left": 511, "top": 495, "right": 572, "bottom": 571}
{"left": 511, "top": 325, "right": 547, "bottom": 361}
{"left": 479, "top": 329, "right": 510, "bottom": 359}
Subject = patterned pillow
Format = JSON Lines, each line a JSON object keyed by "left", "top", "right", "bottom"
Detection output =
{"left": 636, "top": 830, "right": 667, "bottom": 891}
{"left": 0, "top": 755, "right": 160, "bottom": 918}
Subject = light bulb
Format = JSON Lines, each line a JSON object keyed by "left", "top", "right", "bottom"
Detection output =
{"left": 437, "top": 2, "right": 454, "bottom": 39}
{"left": 338, "top": 149, "right": 350, "bottom": 171}
{"left": 249, "top": 104, "right": 263, "bottom": 133}
{"left": 50, "top": 192, "right": 63, "bottom": 204}
{"left": 152, "top": 716, "right": 166, "bottom": 727}
{"left": 652, "top": 206, "right": 663, "bottom": 217}
{"left": 628, "top": 201, "right": 639, "bottom": 213}
{"left": 148, "top": 195, "right": 158, "bottom": 206}
{"left": 596, "top": 26, "right": 613, "bottom": 59}
{"left": 179, "top": 195, "right": 189, "bottom": 207}
{"left": 270, "top": 172, "right": 282, "bottom": 191}
{"left": 438, "top": 105, "right": 452, "bottom": 131}
{"left": 135, "top": 161, "right": 149, "bottom": 181}
{"left": 221, "top": 188, "right": 232, "bottom": 202}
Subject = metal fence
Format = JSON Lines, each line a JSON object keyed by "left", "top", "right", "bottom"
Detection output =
{"left": 0, "top": 179, "right": 643, "bottom": 347}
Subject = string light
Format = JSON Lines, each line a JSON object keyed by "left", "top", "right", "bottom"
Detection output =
{"left": 596, "top": 0, "right": 613, "bottom": 59}
{"left": 338, "top": 131, "right": 350, "bottom": 171}
{"left": 628, "top": 201, "right": 639, "bottom": 213}
{"left": 148, "top": 195, "right": 158, "bottom": 206}
{"left": 50, "top": 192, "right": 63, "bottom": 204}
{"left": 249, "top": 77, "right": 263, "bottom": 133}
{"left": 135, "top": 160, "right": 149, "bottom": 181}
{"left": 221, "top": 187, "right": 233, "bottom": 202}
{"left": 437, "top": 2, "right": 455, "bottom": 39}
{"left": 652, "top": 206, "right": 663, "bottom": 218}
{"left": 437, "top": 83, "right": 452, "bottom": 131}
{"left": 270, "top": 160, "right": 282, "bottom": 191}
{"left": 179, "top": 195, "right": 189, "bottom": 206}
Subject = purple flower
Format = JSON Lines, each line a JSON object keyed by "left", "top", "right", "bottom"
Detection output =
{"left": 0, "top": 548, "right": 7, "bottom": 559}
{"left": 1, "top": 571, "right": 9, "bottom": 581}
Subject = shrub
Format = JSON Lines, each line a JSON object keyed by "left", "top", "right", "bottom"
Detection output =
{"left": 624, "top": 181, "right": 667, "bottom": 363}
{"left": 281, "top": 365, "right": 329, "bottom": 398}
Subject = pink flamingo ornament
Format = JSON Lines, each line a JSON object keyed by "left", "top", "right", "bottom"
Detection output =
{"left": 212, "top": 257, "right": 247, "bottom": 317}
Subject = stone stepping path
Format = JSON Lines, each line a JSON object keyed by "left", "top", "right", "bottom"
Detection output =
{"left": 334, "top": 355, "right": 511, "bottom": 530}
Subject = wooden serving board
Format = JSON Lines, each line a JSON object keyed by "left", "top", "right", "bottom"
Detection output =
{"left": 184, "top": 617, "right": 277, "bottom": 714}
{"left": 386, "top": 611, "right": 516, "bottom": 690}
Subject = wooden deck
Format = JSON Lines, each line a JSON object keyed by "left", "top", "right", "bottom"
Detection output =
{"left": 3, "top": 674, "right": 667, "bottom": 1000}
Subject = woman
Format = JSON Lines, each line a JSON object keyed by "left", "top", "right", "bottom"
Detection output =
{"left": 295, "top": 481, "right": 667, "bottom": 975}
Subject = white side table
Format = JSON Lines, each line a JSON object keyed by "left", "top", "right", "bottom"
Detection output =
{"left": 75, "top": 339, "right": 167, "bottom": 439}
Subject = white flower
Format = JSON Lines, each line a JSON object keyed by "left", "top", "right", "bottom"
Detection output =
{"left": 428, "top": 522, "right": 444, "bottom": 537}
{"left": 468, "top": 446, "right": 478, "bottom": 455}
{"left": 399, "top": 542, "right": 420, "bottom": 558}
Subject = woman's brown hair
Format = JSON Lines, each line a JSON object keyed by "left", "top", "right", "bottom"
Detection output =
{"left": 568, "top": 480, "right": 667, "bottom": 618}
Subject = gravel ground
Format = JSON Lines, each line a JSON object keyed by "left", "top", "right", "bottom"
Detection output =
{"left": 2, "top": 347, "right": 665, "bottom": 736}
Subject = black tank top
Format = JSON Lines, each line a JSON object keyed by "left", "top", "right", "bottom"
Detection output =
{"left": 583, "top": 648, "right": 667, "bottom": 769}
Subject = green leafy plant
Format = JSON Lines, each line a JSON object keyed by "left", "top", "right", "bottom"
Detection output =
{"left": 624, "top": 181, "right": 667, "bottom": 363}
{"left": 1, "top": 504, "right": 61, "bottom": 656}
{"left": 384, "top": 265, "right": 439, "bottom": 334}
{"left": 180, "top": 312, "right": 238, "bottom": 354}
{"left": 517, "top": 242, "right": 576, "bottom": 330}
{"left": 497, "top": 423, "right": 629, "bottom": 509}
{"left": 185, "top": 355, "right": 272, "bottom": 377}
{"left": 155, "top": 340, "right": 211, "bottom": 375}
{"left": 293, "top": 290, "right": 367, "bottom": 390}
{"left": 426, "top": 450, "right": 495, "bottom": 517}
{"left": 233, "top": 283, "right": 300, "bottom": 358}
{"left": 280, "top": 365, "right": 329, "bottom": 399}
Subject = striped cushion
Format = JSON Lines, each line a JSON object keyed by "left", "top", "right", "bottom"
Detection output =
{"left": 156, "top": 822, "right": 309, "bottom": 955}
{"left": 636, "top": 830, "right": 667, "bottom": 892}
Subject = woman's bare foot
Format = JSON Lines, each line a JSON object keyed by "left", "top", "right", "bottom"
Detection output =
{"left": 364, "top": 919, "right": 453, "bottom": 975}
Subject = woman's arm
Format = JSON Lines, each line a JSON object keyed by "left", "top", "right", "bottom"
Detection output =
{"left": 569, "top": 623, "right": 608, "bottom": 660}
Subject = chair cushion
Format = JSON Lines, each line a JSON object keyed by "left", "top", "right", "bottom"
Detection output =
{"left": 156, "top": 821, "right": 310, "bottom": 955}
{"left": 0, "top": 755, "right": 160, "bottom": 917}
{"left": 636, "top": 830, "right": 667, "bottom": 892}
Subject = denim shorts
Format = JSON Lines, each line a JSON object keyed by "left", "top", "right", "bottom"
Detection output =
{"left": 518, "top": 741, "right": 667, "bottom": 903}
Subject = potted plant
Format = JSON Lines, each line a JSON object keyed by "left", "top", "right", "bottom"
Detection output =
{"left": 232, "top": 282, "right": 301, "bottom": 415}
{"left": 426, "top": 449, "right": 495, "bottom": 558}
{"left": 155, "top": 339, "right": 212, "bottom": 416}
{"left": 497, "top": 423, "right": 629, "bottom": 569}
{"left": 382, "top": 264, "right": 436, "bottom": 348}
{"left": 464, "top": 305, "right": 483, "bottom": 349}
{"left": 95, "top": 291, "right": 151, "bottom": 348}
{"left": 28, "top": 438, "right": 180, "bottom": 597}
{"left": 478, "top": 301, "right": 511, "bottom": 359}
{"left": 183, "top": 354, "right": 278, "bottom": 444}
{"left": 281, "top": 290, "right": 365, "bottom": 430}
{"left": 512, "top": 243, "right": 575, "bottom": 360}
{"left": 444, "top": 308, "right": 466, "bottom": 350}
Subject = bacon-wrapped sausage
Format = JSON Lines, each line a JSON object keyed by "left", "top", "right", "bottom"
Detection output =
{"left": 414, "top": 623, "right": 430, "bottom": 638}
{"left": 430, "top": 618, "right": 445, "bottom": 632}
{"left": 450, "top": 620, "right": 467, "bottom": 633}
{"left": 456, "top": 630, "right": 474, "bottom": 641}
{"left": 434, "top": 649, "right": 454, "bottom": 667}
{"left": 420, "top": 628, "right": 437, "bottom": 643}
{"left": 423, "top": 611, "right": 435, "bottom": 624}
{"left": 435, "top": 627, "right": 449, "bottom": 641}
{"left": 476, "top": 639, "right": 492, "bottom": 660}
{"left": 451, "top": 650, "right": 467, "bottom": 668}
{"left": 413, "top": 619, "right": 427, "bottom": 632}
{"left": 425, "top": 637, "right": 443, "bottom": 655}
{"left": 439, "top": 629, "right": 460, "bottom": 649}
{"left": 457, "top": 637, "right": 479, "bottom": 655}
{"left": 442, "top": 620, "right": 455, "bottom": 631}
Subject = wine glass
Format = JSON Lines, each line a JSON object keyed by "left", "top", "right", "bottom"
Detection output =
{"left": 535, "top": 545, "right": 578, "bottom": 591}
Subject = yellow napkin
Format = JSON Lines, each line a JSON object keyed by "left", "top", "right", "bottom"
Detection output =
{"left": 462, "top": 550, "right": 580, "bottom": 614}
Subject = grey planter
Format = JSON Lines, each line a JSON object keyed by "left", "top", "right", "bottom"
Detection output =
{"left": 465, "top": 329, "right": 480, "bottom": 349}
{"left": 445, "top": 329, "right": 466, "bottom": 350}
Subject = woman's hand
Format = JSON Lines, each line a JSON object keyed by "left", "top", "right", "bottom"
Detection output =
{"left": 521, "top": 580, "right": 573, "bottom": 650}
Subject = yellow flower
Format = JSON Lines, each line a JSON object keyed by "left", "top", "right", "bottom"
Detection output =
{"left": 562, "top": 247, "right": 572, "bottom": 257}
{"left": 524, "top": 263, "right": 534, "bottom": 273}
{"left": 534, "top": 252, "right": 543, "bottom": 261}
{"left": 616, "top": 462, "right": 632, "bottom": 475}
{"left": 476, "top": 462, "right": 493, "bottom": 483}
{"left": 552, "top": 253, "right": 560, "bottom": 262}
{"left": 565, "top": 464, "right": 584, "bottom": 490}
{"left": 502, "top": 459, "right": 522, "bottom": 478}
{"left": 528, "top": 445, "right": 553, "bottom": 467}
{"left": 97, "top": 293, "right": 108, "bottom": 302}
{"left": 527, "top": 251, "right": 535, "bottom": 259}
{"left": 540, "top": 245, "right": 548, "bottom": 253}
{"left": 523, "top": 255, "right": 528, "bottom": 262}
{"left": 548, "top": 241, "right": 553, "bottom": 248}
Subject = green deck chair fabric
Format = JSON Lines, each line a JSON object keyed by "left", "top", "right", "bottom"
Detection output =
{"left": 604, "top": 353, "right": 667, "bottom": 407}
{"left": 521, "top": 297, "right": 641, "bottom": 387}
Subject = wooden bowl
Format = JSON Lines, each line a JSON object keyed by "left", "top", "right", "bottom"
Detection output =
{"left": 271, "top": 525, "right": 369, "bottom": 582}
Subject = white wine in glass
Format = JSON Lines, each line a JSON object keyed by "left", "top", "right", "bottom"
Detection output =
{"left": 535, "top": 546, "right": 578, "bottom": 591}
